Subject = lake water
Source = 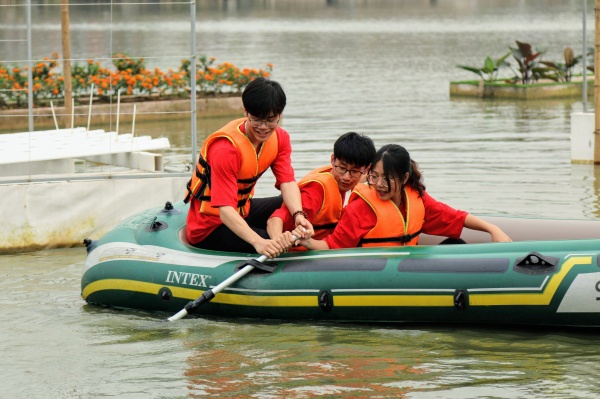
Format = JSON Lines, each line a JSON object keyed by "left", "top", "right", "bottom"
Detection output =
{"left": 3, "top": 1, "right": 600, "bottom": 398}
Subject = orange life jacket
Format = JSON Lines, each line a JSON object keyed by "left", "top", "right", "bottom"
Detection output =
{"left": 298, "top": 166, "right": 343, "bottom": 240}
{"left": 184, "top": 118, "right": 279, "bottom": 217}
{"left": 350, "top": 183, "right": 425, "bottom": 246}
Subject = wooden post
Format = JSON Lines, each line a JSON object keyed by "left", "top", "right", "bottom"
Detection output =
{"left": 61, "top": 0, "right": 73, "bottom": 129}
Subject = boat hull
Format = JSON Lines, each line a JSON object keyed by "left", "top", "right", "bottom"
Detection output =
{"left": 81, "top": 201, "right": 600, "bottom": 327}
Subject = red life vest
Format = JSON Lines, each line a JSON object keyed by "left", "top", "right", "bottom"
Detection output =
{"left": 350, "top": 183, "right": 425, "bottom": 246}
{"left": 184, "top": 118, "right": 278, "bottom": 217}
{"left": 298, "top": 166, "right": 343, "bottom": 240}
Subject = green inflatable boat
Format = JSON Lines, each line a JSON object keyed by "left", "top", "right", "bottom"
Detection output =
{"left": 81, "top": 201, "right": 600, "bottom": 327}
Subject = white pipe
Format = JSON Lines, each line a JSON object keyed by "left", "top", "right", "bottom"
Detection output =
{"left": 190, "top": 0, "right": 197, "bottom": 164}
{"left": 50, "top": 101, "right": 59, "bottom": 130}
{"left": 87, "top": 83, "right": 94, "bottom": 132}
{"left": 71, "top": 98, "right": 75, "bottom": 132}
{"left": 27, "top": 0, "right": 33, "bottom": 132}
{"left": 116, "top": 89, "right": 121, "bottom": 136}
{"left": 583, "top": 0, "right": 588, "bottom": 112}
{"left": 131, "top": 104, "right": 137, "bottom": 140}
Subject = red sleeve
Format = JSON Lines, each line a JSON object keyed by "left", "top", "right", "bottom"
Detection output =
{"left": 270, "top": 181, "right": 326, "bottom": 231}
{"left": 324, "top": 199, "right": 376, "bottom": 249}
{"left": 206, "top": 139, "right": 241, "bottom": 208}
{"left": 270, "top": 128, "right": 296, "bottom": 189}
{"left": 421, "top": 191, "right": 468, "bottom": 238}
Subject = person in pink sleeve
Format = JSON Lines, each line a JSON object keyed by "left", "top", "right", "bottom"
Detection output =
{"left": 295, "top": 144, "right": 511, "bottom": 249}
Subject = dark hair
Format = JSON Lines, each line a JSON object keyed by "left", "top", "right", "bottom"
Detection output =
{"left": 333, "top": 132, "right": 376, "bottom": 168}
{"left": 372, "top": 144, "right": 426, "bottom": 196}
{"left": 242, "top": 77, "right": 286, "bottom": 119}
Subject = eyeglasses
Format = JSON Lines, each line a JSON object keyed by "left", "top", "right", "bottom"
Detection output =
{"left": 367, "top": 173, "right": 398, "bottom": 189}
{"left": 247, "top": 115, "right": 280, "bottom": 128}
{"left": 333, "top": 163, "right": 365, "bottom": 178}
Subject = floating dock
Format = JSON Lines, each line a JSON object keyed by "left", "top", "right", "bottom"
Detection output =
{"left": 0, "top": 127, "right": 186, "bottom": 253}
{"left": 0, "top": 127, "right": 170, "bottom": 176}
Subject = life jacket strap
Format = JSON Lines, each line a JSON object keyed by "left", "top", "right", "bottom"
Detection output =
{"left": 359, "top": 229, "right": 422, "bottom": 246}
{"left": 313, "top": 222, "right": 338, "bottom": 231}
{"left": 238, "top": 169, "right": 265, "bottom": 185}
{"left": 184, "top": 155, "right": 211, "bottom": 204}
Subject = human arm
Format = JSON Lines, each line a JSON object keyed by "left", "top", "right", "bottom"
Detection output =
{"left": 270, "top": 130, "right": 314, "bottom": 240}
{"left": 293, "top": 233, "right": 331, "bottom": 250}
{"left": 208, "top": 140, "right": 285, "bottom": 257}
{"left": 266, "top": 215, "right": 296, "bottom": 250}
{"left": 463, "top": 214, "right": 512, "bottom": 242}
{"left": 421, "top": 192, "right": 511, "bottom": 243}
{"left": 294, "top": 199, "right": 375, "bottom": 249}
{"left": 219, "top": 206, "right": 285, "bottom": 257}
{"left": 280, "top": 181, "right": 314, "bottom": 239}
{"left": 268, "top": 180, "right": 325, "bottom": 249}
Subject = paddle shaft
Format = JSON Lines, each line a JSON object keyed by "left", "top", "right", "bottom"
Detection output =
{"left": 167, "top": 254, "right": 268, "bottom": 322}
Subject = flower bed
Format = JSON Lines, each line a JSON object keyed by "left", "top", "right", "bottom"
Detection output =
{"left": 0, "top": 53, "right": 272, "bottom": 108}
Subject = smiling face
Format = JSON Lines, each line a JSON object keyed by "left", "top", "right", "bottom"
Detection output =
{"left": 367, "top": 160, "right": 408, "bottom": 205}
{"left": 330, "top": 155, "right": 366, "bottom": 192}
{"left": 244, "top": 111, "right": 281, "bottom": 147}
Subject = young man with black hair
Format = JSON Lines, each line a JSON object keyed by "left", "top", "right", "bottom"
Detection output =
{"left": 185, "top": 77, "right": 312, "bottom": 258}
{"left": 267, "top": 132, "right": 376, "bottom": 250}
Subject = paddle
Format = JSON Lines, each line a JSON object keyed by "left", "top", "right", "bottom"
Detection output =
{"left": 167, "top": 233, "right": 299, "bottom": 322}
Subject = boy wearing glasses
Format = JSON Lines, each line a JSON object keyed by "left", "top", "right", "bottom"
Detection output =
{"left": 184, "top": 77, "right": 312, "bottom": 258}
{"left": 267, "top": 132, "right": 376, "bottom": 249}
{"left": 294, "top": 144, "right": 511, "bottom": 249}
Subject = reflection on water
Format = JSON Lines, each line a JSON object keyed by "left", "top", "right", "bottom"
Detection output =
{"left": 179, "top": 322, "right": 600, "bottom": 398}
{"left": 4, "top": 246, "right": 600, "bottom": 398}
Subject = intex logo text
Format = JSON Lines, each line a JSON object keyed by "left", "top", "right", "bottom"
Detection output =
{"left": 165, "top": 271, "right": 211, "bottom": 287}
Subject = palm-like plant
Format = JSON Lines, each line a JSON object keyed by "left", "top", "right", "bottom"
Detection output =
{"left": 508, "top": 41, "right": 548, "bottom": 84}
{"left": 457, "top": 52, "right": 511, "bottom": 83}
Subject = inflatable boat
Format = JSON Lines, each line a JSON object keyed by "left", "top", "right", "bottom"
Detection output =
{"left": 81, "top": 201, "right": 600, "bottom": 327}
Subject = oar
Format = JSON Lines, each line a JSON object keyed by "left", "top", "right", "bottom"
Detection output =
{"left": 167, "top": 254, "right": 268, "bottom": 321}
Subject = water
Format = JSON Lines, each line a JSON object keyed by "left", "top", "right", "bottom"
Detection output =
{"left": 4, "top": 248, "right": 600, "bottom": 398}
{"left": 3, "top": 1, "right": 600, "bottom": 397}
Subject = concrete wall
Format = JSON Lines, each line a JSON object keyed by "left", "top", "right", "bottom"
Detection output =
{"left": 0, "top": 175, "right": 189, "bottom": 253}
